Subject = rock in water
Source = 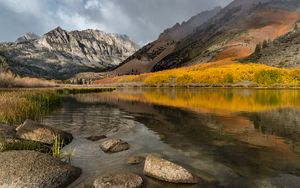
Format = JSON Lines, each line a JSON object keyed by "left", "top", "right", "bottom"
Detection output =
{"left": 0, "top": 150, "right": 81, "bottom": 188}
{"left": 93, "top": 172, "right": 143, "bottom": 188}
{"left": 100, "top": 139, "right": 129, "bottom": 153}
{"left": 127, "top": 155, "right": 145, "bottom": 165}
{"left": 16, "top": 119, "right": 73, "bottom": 145}
{"left": 143, "top": 155, "right": 198, "bottom": 184}
{"left": 86, "top": 135, "right": 107, "bottom": 141}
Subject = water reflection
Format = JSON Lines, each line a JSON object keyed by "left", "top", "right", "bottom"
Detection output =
{"left": 42, "top": 88, "right": 300, "bottom": 188}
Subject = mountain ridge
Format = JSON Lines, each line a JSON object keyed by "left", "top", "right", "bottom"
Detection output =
{"left": 0, "top": 27, "right": 138, "bottom": 80}
{"left": 115, "top": 0, "right": 300, "bottom": 74}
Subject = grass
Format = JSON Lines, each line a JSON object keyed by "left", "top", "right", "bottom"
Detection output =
{"left": 0, "top": 90, "right": 61, "bottom": 124}
{"left": 0, "top": 87, "right": 115, "bottom": 125}
{"left": 0, "top": 71, "right": 58, "bottom": 88}
{"left": 52, "top": 136, "right": 64, "bottom": 158}
{"left": 56, "top": 87, "right": 115, "bottom": 95}
{"left": 0, "top": 139, "right": 50, "bottom": 153}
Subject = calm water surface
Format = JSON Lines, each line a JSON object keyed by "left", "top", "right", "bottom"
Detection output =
{"left": 42, "top": 88, "right": 300, "bottom": 188}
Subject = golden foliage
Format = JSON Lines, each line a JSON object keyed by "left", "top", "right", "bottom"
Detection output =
{"left": 102, "top": 61, "right": 300, "bottom": 87}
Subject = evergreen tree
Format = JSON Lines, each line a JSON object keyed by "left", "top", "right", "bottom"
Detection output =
{"left": 255, "top": 43, "right": 261, "bottom": 55}
{"left": 262, "top": 40, "right": 268, "bottom": 48}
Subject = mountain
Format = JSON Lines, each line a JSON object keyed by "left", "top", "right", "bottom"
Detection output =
{"left": 113, "top": 6, "right": 222, "bottom": 75}
{"left": 115, "top": 0, "right": 300, "bottom": 74}
{"left": 16, "top": 32, "right": 40, "bottom": 43}
{"left": 0, "top": 27, "right": 138, "bottom": 80}
{"left": 246, "top": 23, "right": 300, "bottom": 67}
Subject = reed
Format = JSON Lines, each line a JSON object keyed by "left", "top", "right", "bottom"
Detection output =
{"left": 52, "top": 136, "right": 64, "bottom": 159}
{"left": 0, "top": 90, "right": 61, "bottom": 124}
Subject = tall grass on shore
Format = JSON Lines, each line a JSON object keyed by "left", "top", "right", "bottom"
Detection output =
{"left": 0, "top": 72, "right": 57, "bottom": 88}
{"left": 0, "top": 90, "right": 61, "bottom": 124}
{"left": 0, "top": 88, "right": 115, "bottom": 125}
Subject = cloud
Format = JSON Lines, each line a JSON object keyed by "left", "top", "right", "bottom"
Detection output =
{"left": 0, "top": 0, "right": 233, "bottom": 44}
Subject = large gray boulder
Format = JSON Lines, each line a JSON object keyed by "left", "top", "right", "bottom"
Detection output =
{"left": 93, "top": 172, "right": 143, "bottom": 188}
{"left": 100, "top": 139, "right": 129, "bottom": 153}
{"left": 16, "top": 119, "right": 73, "bottom": 145}
{"left": 143, "top": 155, "right": 198, "bottom": 184}
{"left": 0, "top": 150, "right": 81, "bottom": 188}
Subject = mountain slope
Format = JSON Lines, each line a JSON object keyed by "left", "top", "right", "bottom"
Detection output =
{"left": 113, "top": 6, "right": 222, "bottom": 75}
{"left": 0, "top": 27, "right": 138, "bottom": 80}
{"left": 246, "top": 23, "right": 300, "bottom": 67}
{"left": 115, "top": 0, "right": 300, "bottom": 74}
{"left": 152, "top": 0, "right": 300, "bottom": 71}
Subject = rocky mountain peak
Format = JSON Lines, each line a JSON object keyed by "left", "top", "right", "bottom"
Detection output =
{"left": 0, "top": 27, "right": 139, "bottom": 79}
{"left": 16, "top": 32, "right": 40, "bottom": 43}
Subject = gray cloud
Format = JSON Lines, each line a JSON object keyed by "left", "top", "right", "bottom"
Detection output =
{"left": 0, "top": 0, "right": 232, "bottom": 44}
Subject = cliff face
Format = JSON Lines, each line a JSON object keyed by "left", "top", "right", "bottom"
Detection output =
{"left": 0, "top": 27, "right": 138, "bottom": 80}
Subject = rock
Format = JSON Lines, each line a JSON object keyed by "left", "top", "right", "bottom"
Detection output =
{"left": 0, "top": 124, "right": 51, "bottom": 153}
{"left": 100, "top": 139, "right": 129, "bottom": 153}
{"left": 16, "top": 119, "right": 73, "bottom": 145}
{"left": 93, "top": 172, "right": 143, "bottom": 188}
{"left": 143, "top": 155, "right": 198, "bottom": 184}
{"left": 0, "top": 150, "right": 81, "bottom": 188}
{"left": 127, "top": 155, "right": 145, "bottom": 165}
{"left": 0, "top": 124, "right": 17, "bottom": 142}
{"left": 86, "top": 135, "right": 107, "bottom": 141}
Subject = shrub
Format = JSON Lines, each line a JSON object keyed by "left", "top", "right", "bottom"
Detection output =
{"left": 255, "top": 70, "right": 283, "bottom": 85}
{"left": 224, "top": 73, "right": 234, "bottom": 84}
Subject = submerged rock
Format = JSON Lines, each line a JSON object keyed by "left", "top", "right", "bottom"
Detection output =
{"left": 16, "top": 119, "right": 73, "bottom": 145}
{"left": 0, "top": 150, "right": 81, "bottom": 188}
{"left": 86, "top": 135, "right": 107, "bottom": 141}
{"left": 143, "top": 155, "right": 198, "bottom": 184}
{"left": 93, "top": 172, "right": 143, "bottom": 188}
{"left": 100, "top": 139, "right": 130, "bottom": 153}
{"left": 127, "top": 155, "right": 145, "bottom": 165}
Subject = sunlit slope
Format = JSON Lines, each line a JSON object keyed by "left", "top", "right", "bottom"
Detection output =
{"left": 97, "top": 60, "right": 300, "bottom": 87}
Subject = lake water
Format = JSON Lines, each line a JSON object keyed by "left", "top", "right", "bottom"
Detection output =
{"left": 42, "top": 88, "right": 300, "bottom": 188}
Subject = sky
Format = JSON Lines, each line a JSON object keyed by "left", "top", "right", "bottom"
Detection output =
{"left": 0, "top": 0, "right": 232, "bottom": 44}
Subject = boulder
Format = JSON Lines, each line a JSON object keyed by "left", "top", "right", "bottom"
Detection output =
{"left": 0, "top": 124, "right": 17, "bottom": 141}
{"left": 127, "top": 155, "right": 145, "bottom": 165}
{"left": 100, "top": 139, "right": 129, "bottom": 153}
{"left": 16, "top": 119, "right": 73, "bottom": 145}
{"left": 86, "top": 135, "right": 107, "bottom": 141}
{"left": 143, "top": 155, "right": 198, "bottom": 184}
{"left": 0, "top": 150, "right": 81, "bottom": 188}
{"left": 93, "top": 172, "right": 143, "bottom": 188}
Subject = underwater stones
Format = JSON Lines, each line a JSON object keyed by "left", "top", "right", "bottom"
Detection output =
{"left": 16, "top": 119, "right": 73, "bottom": 145}
{"left": 93, "top": 172, "right": 143, "bottom": 188}
{"left": 143, "top": 155, "right": 198, "bottom": 184}
{"left": 86, "top": 135, "right": 107, "bottom": 141}
{"left": 0, "top": 150, "right": 81, "bottom": 188}
{"left": 100, "top": 138, "right": 130, "bottom": 153}
{"left": 127, "top": 155, "right": 145, "bottom": 165}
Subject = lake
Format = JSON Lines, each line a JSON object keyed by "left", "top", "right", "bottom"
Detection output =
{"left": 42, "top": 88, "right": 300, "bottom": 188}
